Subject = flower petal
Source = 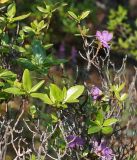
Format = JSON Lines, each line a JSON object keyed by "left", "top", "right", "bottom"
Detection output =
{"left": 102, "top": 31, "right": 109, "bottom": 41}
{"left": 76, "top": 137, "right": 84, "bottom": 146}
{"left": 107, "top": 33, "right": 113, "bottom": 41}
{"left": 102, "top": 41, "right": 109, "bottom": 48}
{"left": 96, "top": 31, "right": 102, "bottom": 40}
{"left": 68, "top": 142, "right": 76, "bottom": 148}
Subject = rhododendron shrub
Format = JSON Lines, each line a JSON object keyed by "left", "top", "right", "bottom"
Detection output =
{"left": 0, "top": 1, "right": 136, "bottom": 160}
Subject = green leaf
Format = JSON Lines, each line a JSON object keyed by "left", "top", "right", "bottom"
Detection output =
{"left": 80, "top": 10, "right": 90, "bottom": 20}
{"left": 120, "top": 93, "right": 128, "bottom": 101}
{"left": 110, "top": 85, "right": 117, "bottom": 92}
{"left": 88, "top": 126, "right": 101, "bottom": 134}
{"left": 68, "top": 11, "right": 78, "bottom": 21}
{"left": 29, "top": 80, "right": 45, "bottom": 93}
{"left": 43, "top": 56, "right": 67, "bottom": 67}
{"left": 0, "top": 0, "right": 10, "bottom": 4}
{"left": 102, "top": 126, "right": 113, "bottom": 134}
{"left": 4, "top": 87, "right": 25, "bottom": 95}
{"left": 39, "top": 20, "right": 47, "bottom": 30}
{"left": 31, "top": 40, "right": 45, "bottom": 64}
{"left": 37, "top": 6, "right": 47, "bottom": 13}
{"left": 31, "top": 93, "right": 53, "bottom": 105}
{"left": 12, "top": 13, "right": 31, "bottom": 22}
{"left": 95, "top": 120, "right": 101, "bottom": 126}
{"left": 103, "top": 118, "right": 118, "bottom": 126}
{"left": 49, "top": 84, "right": 63, "bottom": 103}
{"left": 64, "top": 85, "right": 84, "bottom": 103}
{"left": 0, "top": 17, "right": 5, "bottom": 22}
{"left": 6, "top": 2, "right": 16, "bottom": 18}
{"left": 12, "top": 45, "right": 26, "bottom": 53}
{"left": 44, "top": 44, "right": 53, "bottom": 50}
{"left": 117, "top": 83, "right": 125, "bottom": 92}
{"left": 23, "top": 26, "right": 34, "bottom": 33}
{"left": 51, "top": 114, "right": 58, "bottom": 123}
{"left": 96, "top": 111, "right": 104, "bottom": 125}
{"left": 14, "top": 80, "right": 22, "bottom": 88}
{"left": 115, "top": 91, "right": 120, "bottom": 100}
{"left": 17, "top": 58, "right": 37, "bottom": 70}
{"left": 0, "top": 69, "right": 16, "bottom": 80}
{"left": 22, "top": 69, "right": 32, "bottom": 91}
{"left": 89, "top": 120, "right": 101, "bottom": 127}
{"left": 62, "top": 87, "right": 67, "bottom": 99}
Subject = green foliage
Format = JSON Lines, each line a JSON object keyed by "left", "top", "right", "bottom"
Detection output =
{"left": 16, "top": 39, "right": 67, "bottom": 75}
{"left": 4, "top": 69, "right": 44, "bottom": 95}
{"left": 0, "top": 1, "right": 68, "bottom": 76}
{"left": 31, "top": 93, "right": 53, "bottom": 105}
{"left": 111, "top": 83, "right": 128, "bottom": 103}
{"left": 63, "top": 85, "right": 84, "bottom": 103}
{"left": 0, "top": 69, "right": 17, "bottom": 100}
{"left": 68, "top": 10, "right": 90, "bottom": 23}
{"left": 108, "top": 6, "right": 128, "bottom": 31}
{"left": 103, "top": 118, "right": 118, "bottom": 126}
{"left": 23, "top": 20, "right": 47, "bottom": 35}
{"left": 0, "top": 0, "right": 10, "bottom": 4}
{"left": 107, "top": 5, "right": 137, "bottom": 58}
{"left": 0, "top": 68, "right": 16, "bottom": 81}
{"left": 1, "top": 2, "right": 30, "bottom": 24}
{"left": 23, "top": 69, "right": 32, "bottom": 91}
{"left": 4, "top": 87, "right": 25, "bottom": 95}
{"left": 31, "top": 84, "right": 84, "bottom": 108}
{"left": 88, "top": 111, "right": 118, "bottom": 135}
{"left": 0, "top": 1, "right": 135, "bottom": 159}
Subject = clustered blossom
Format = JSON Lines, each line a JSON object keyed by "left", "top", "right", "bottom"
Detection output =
{"left": 96, "top": 30, "right": 113, "bottom": 48}
{"left": 67, "top": 135, "right": 84, "bottom": 149}
{"left": 93, "top": 140, "right": 114, "bottom": 160}
{"left": 90, "top": 86, "right": 103, "bottom": 100}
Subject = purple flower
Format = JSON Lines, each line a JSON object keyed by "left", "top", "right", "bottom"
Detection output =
{"left": 59, "top": 42, "right": 65, "bottom": 58}
{"left": 93, "top": 140, "right": 114, "bottom": 160}
{"left": 67, "top": 135, "right": 84, "bottom": 149}
{"left": 71, "top": 46, "right": 77, "bottom": 64}
{"left": 90, "top": 86, "right": 103, "bottom": 100}
{"left": 96, "top": 30, "right": 113, "bottom": 48}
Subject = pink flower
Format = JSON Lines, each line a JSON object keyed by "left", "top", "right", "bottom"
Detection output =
{"left": 96, "top": 31, "right": 113, "bottom": 48}
{"left": 93, "top": 140, "right": 114, "bottom": 160}
{"left": 90, "top": 86, "right": 103, "bottom": 100}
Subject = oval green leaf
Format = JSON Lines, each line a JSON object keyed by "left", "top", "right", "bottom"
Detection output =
{"left": 64, "top": 85, "right": 84, "bottom": 103}
{"left": 29, "top": 80, "right": 45, "bottom": 93}
{"left": 68, "top": 11, "right": 78, "bottom": 20}
{"left": 31, "top": 93, "right": 53, "bottom": 105}
{"left": 96, "top": 111, "right": 104, "bottom": 125}
{"left": 88, "top": 126, "right": 101, "bottom": 134}
{"left": 103, "top": 118, "right": 118, "bottom": 126}
{"left": 12, "top": 13, "right": 31, "bottom": 22}
{"left": 80, "top": 10, "right": 90, "bottom": 20}
{"left": 49, "top": 84, "right": 63, "bottom": 103}
{"left": 102, "top": 126, "right": 113, "bottom": 134}
{"left": 22, "top": 69, "right": 32, "bottom": 91}
{"left": 4, "top": 87, "right": 25, "bottom": 95}
{"left": 6, "top": 2, "right": 16, "bottom": 18}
